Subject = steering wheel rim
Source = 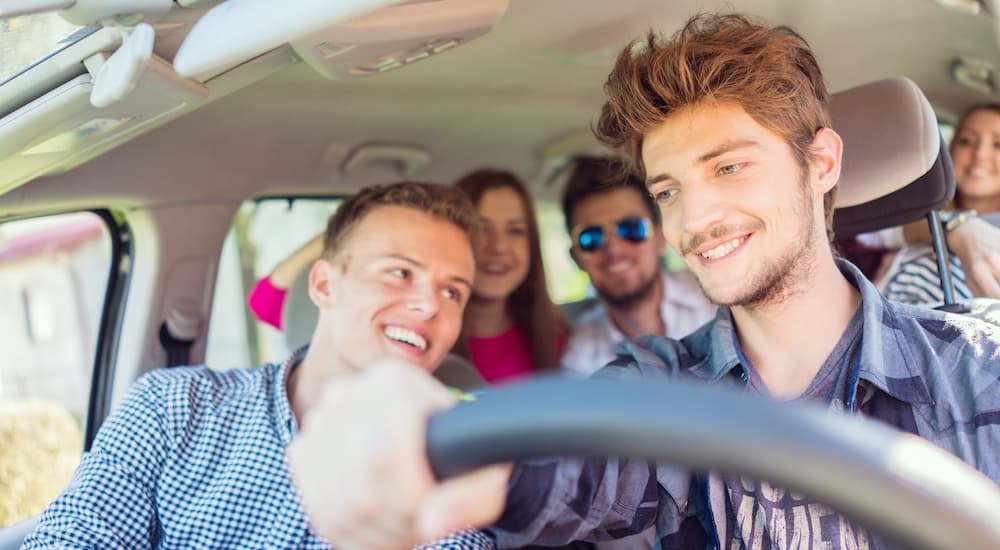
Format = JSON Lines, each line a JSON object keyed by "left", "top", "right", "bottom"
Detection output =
{"left": 426, "top": 377, "right": 1000, "bottom": 550}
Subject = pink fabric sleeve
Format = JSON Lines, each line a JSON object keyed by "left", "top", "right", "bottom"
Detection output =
{"left": 247, "top": 277, "right": 288, "bottom": 330}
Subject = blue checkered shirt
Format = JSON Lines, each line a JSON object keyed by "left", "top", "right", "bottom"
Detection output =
{"left": 23, "top": 349, "right": 493, "bottom": 549}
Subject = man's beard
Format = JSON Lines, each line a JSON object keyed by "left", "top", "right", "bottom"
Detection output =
{"left": 690, "top": 175, "right": 819, "bottom": 310}
{"left": 595, "top": 269, "right": 660, "bottom": 311}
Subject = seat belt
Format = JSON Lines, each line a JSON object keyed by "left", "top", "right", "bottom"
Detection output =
{"left": 159, "top": 306, "right": 201, "bottom": 367}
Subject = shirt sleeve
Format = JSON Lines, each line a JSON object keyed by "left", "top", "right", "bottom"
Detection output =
{"left": 22, "top": 374, "right": 172, "bottom": 549}
{"left": 490, "top": 457, "right": 692, "bottom": 548}
{"left": 247, "top": 276, "right": 288, "bottom": 330}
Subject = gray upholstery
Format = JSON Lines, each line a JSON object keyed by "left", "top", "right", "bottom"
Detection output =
{"left": 829, "top": 77, "right": 956, "bottom": 238}
{"left": 830, "top": 77, "right": 940, "bottom": 208}
{"left": 833, "top": 139, "right": 953, "bottom": 238}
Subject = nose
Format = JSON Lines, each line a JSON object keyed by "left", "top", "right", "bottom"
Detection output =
{"left": 483, "top": 226, "right": 509, "bottom": 254}
{"left": 974, "top": 139, "right": 993, "bottom": 164}
{"left": 602, "top": 229, "right": 629, "bottom": 257}
{"left": 679, "top": 181, "right": 726, "bottom": 237}
{"left": 406, "top": 282, "right": 440, "bottom": 320}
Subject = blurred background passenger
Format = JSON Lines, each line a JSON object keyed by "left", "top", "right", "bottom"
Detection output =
{"left": 247, "top": 234, "right": 323, "bottom": 330}
{"left": 452, "top": 169, "right": 567, "bottom": 383}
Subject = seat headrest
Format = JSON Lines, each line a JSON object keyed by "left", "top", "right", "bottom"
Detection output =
{"left": 830, "top": 77, "right": 940, "bottom": 208}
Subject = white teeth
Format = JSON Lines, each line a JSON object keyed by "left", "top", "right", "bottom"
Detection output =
{"left": 482, "top": 263, "right": 509, "bottom": 274}
{"left": 608, "top": 261, "right": 631, "bottom": 274}
{"left": 384, "top": 326, "right": 427, "bottom": 351}
{"left": 701, "top": 237, "right": 744, "bottom": 260}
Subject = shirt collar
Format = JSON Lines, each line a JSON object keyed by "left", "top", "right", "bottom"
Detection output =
{"left": 594, "top": 270, "right": 707, "bottom": 341}
{"left": 274, "top": 345, "right": 310, "bottom": 443}
{"left": 694, "top": 259, "right": 933, "bottom": 405}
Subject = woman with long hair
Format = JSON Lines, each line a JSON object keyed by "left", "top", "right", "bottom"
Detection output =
{"left": 879, "top": 103, "right": 1000, "bottom": 305}
{"left": 453, "top": 169, "right": 566, "bottom": 383}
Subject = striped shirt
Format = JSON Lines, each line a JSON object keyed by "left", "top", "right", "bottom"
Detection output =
{"left": 23, "top": 348, "right": 493, "bottom": 549}
{"left": 880, "top": 244, "right": 971, "bottom": 306}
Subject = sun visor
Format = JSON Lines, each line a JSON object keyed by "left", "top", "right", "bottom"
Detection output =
{"left": 0, "top": 25, "right": 296, "bottom": 195}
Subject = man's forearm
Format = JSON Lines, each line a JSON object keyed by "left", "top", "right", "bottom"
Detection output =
{"left": 492, "top": 457, "right": 664, "bottom": 548}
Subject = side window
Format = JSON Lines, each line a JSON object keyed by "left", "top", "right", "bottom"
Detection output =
{"left": 535, "top": 201, "right": 590, "bottom": 304}
{"left": 207, "top": 199, "right": 342, "bottom": 368}
{"left": 0, "top": 212, "right": 111, "bottom": 528}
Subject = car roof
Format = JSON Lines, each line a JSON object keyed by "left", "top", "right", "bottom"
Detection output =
{"left": 0, "top": 0, "right": 997, "bottom": 219}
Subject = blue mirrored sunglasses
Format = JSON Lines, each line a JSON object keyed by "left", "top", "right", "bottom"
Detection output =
{"left": 573, "top": 217, "right": 652, "bottom": 253}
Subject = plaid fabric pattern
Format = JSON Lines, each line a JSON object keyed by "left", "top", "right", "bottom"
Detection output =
{"left": 493, "top": 259, "right": 1000, "bottom": 549}
{"left": 23, "top": 349, "right": 493, "bottom": 549}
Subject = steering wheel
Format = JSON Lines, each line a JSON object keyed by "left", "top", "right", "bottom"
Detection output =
{"left": 426, "top": 377, "right": 1000, "bottom": 550}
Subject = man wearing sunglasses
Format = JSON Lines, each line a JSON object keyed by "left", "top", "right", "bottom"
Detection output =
{"left": 560, "top": 156, "right": 715, "bottom": 378}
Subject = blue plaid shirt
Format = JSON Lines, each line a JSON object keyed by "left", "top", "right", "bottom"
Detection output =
{"left": 24, "top": 349, "right": 493, "bottom": 549}
{"left": 492, "top": 260, "right": 1000, "bottom": 549}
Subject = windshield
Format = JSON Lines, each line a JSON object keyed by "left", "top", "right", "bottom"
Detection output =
{"left": 0, "top": 13, "right": 84, "bottom": 83}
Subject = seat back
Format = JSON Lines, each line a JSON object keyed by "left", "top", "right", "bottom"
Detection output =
{"left": 828, "top": 76, "right": 961, "bottom": 309}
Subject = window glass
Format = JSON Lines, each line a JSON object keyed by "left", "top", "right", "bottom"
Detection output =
{"left": 536, "top": 201, "right": 590, "bottom": 303}
{"left": 207, "top": 199, "right": 342, "bottom": 368}
{"left": 0, "top": 14, "right": 83, "bottom": 83}
{"left": 0, "top": 212, "right": 111, "bottom": 528}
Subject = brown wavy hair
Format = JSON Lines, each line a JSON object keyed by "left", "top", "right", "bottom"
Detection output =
{"left": 595, "top": 13, "right": 837, "bottom": 242}
{"left": 323, "top": 181, "right": 479, "bottom": 262}
{"left": 453, "top": 169, "right": 565, "bottom": 371}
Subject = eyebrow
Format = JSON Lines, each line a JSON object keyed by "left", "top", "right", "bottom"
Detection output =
{"left": 383, "top": 254, "right": 473, "bottom": 289}
{"left": 645, "top": 139, "right": 763, "bottom": 187}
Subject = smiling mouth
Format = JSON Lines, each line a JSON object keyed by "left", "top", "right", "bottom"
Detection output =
{"left": 384, "top": 326, "right": 428, "bottom": 352}
{"left": 606, "top": 261, "right": 632, "bottom": 274}
{"left": 699, "top": 236, "right": 747, "bottom": 260}
{"left": 481, "top": 263, "right": 511, "bottom": 275}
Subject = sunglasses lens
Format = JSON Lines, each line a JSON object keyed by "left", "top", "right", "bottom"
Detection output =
{"left": 617, "top": 218, "right": 650, "bottom": 243}
{"left": 577, "top": 227, "right": 604, "bottom": 252}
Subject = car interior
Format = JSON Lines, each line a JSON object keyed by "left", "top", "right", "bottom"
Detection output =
{"left": 2, "top": 0, "right": 1000, "bottom": 548}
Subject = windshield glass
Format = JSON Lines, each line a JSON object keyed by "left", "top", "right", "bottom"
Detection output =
{"left": 0, "top": 13, "right": 83, "bottom": 83}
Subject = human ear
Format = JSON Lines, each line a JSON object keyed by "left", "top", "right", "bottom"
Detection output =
{"left": 308, "top": 258, "right": 339, "bottom": 307}
{"left": 809, "top": 127, "right": 843, "bottom": 195}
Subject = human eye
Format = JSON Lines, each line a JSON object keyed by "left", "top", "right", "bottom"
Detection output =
{"left": 388, "top": 267, "right": 411, "bottom": 279}
{"left": 508, "top": 224, "right": 528, "bottom": 237}
{"left": 442, "top": 286, "right": 463, "bottom": 302}
{"left": 717, "top": 162, "right": 745, "bottom": 176}
{"left": 651, "top": 187, "right": 679, "bottom": 204}
{"left": 953, "top": 135, "right": 974, "bottom": 148}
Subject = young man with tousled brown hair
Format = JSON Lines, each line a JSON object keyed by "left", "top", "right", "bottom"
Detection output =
{"left": 286, "top": 14, "right": 1000, "bottom": 550}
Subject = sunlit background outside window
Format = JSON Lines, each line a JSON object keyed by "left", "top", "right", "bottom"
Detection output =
{"left": 0, "top": 14, "right": 81, "bottom": 82}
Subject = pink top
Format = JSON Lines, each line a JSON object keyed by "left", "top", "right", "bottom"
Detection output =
{"left": 467, "top": 324, "right": 566, "bottom": 384}
{"left": 247, "top": 277, "right": 287, "bottom": 330}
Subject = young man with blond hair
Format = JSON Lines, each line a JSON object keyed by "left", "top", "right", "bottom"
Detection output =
{"left": 287, "top": 14, "right": 1000, "bottom": 550}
